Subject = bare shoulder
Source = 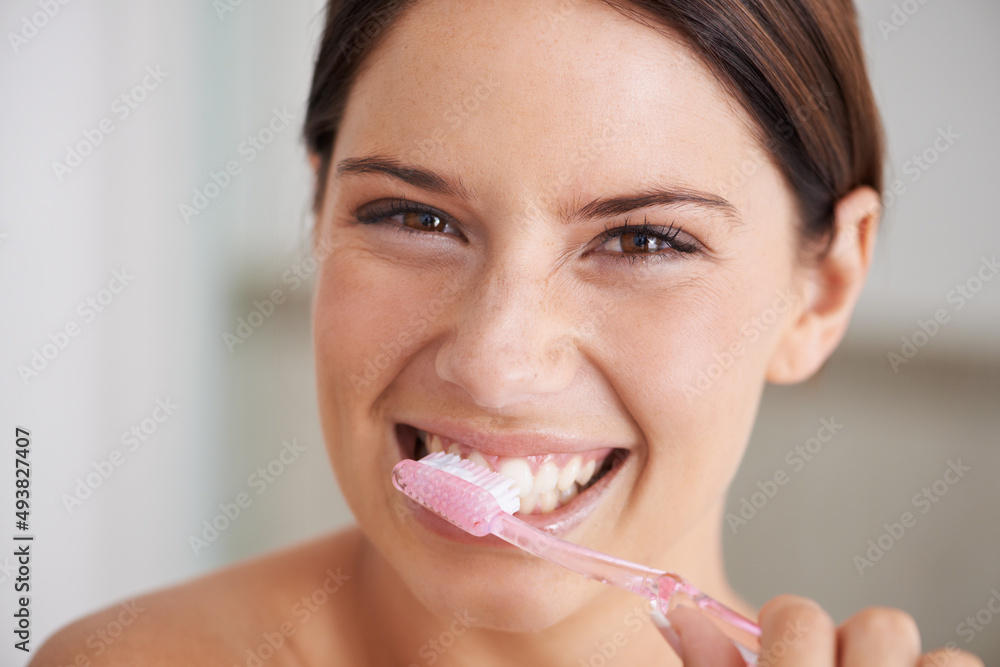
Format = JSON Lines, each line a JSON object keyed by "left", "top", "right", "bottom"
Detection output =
{"left": 29, "top": 528, "right": 366, "bottom": 667}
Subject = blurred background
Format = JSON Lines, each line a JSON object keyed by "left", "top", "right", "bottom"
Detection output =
{"left": 1, "top": 0, "right": 997, "bottom": 665}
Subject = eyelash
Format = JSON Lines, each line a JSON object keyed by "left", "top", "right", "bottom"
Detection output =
{"left": 353, "top": 199, "right": 700, "bottom": 264}
{"left": 354, "top": 197, "right": 459, "bottom": 236}
{"left": 597, "top": 215, "right": 699, "bottom": 264}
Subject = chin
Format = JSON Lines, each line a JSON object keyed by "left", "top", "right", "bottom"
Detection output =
{"left": 396, "top": 551, "right": 609, "bottom": 633}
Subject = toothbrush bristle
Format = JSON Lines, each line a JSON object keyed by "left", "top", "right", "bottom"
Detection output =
{"left": 392, "top": 453, "right": 521, "bottom": 536}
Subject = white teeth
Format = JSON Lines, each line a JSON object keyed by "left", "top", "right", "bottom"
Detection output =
{"left": 533, "top": 461, "right": 559, "bottom": 495}
{"left": 467, "top": 451, "right": 489, "bottom": 470}
{"left": 414, "top": 428, "right": 618, "bottom": 514}
{"left": 519, "top": 493, "right": 538, "bottom": 514}
{"left": 498, "top": 459, "right": 534, "bottom": 498}
{"left": 558, "top": 485, "right": 578, "bottom": 504}
{"left": 539, "top": 489, "right": 559, "bottom": 513}
{"left": 558, "top": 456, "right": 582, "bottom": 491}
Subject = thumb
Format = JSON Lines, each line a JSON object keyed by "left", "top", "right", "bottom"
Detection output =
{"left": 652, "top": 606, "right": 746, "bottom": 667}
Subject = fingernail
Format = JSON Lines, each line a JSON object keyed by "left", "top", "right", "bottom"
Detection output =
{"left": 650, "top": 607, "right": 684, "bottom": 661}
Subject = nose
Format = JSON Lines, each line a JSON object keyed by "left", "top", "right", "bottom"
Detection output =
{"left": 434, "top": 261, "right": 582, "bottom": 410}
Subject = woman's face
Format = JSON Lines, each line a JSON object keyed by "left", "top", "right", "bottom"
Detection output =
{"left": 313, "top": 0, "right": 805, "bottom": 630}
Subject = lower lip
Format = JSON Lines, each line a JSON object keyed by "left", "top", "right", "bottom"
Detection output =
{"left": 391, "top": 425, "right": 626, "bottom": 545}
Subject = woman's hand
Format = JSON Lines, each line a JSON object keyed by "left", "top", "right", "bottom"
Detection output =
{"left": 656, "top": 595, "right": 984, "bottom": 666}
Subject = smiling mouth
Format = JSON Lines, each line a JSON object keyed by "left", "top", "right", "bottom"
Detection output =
{"left": 395, "top": 424, "right": 628, "bottom": 515}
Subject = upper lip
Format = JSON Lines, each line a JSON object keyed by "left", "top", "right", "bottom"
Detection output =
{"left": 398, "top": 415, "right": 632, "bottom": 458}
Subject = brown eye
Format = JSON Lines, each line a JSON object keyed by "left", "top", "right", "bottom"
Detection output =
{"left": 355, "top": 199, "right": 463, "bottom": 238}
{"left": 618, "top": 231, "right": 667, "bottom": 254}
{"left": 403, "top": 210, "right": 446, "bottom": 232}
{"left": 592, "top": 220, "right": 700, "bottom": 265}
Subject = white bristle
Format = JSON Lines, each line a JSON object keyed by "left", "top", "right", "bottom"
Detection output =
{"left": 391, "top": 453, "right": 522, "bottom": 535}
{"left": 419, "top": 452, "right": 521, "bottom": 515}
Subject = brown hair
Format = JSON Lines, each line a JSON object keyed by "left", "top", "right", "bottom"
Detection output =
{"left": 304, "top": 0, "right": 884, "bottom": 257}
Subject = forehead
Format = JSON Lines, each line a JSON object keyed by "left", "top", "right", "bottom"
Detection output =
{"left": 334, "top": 0, "right": 764, "bottom": 210}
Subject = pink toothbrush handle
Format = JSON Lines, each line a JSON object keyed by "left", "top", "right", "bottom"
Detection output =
{"left": 486, "top": 513, "right": 760, "bottom": 663}
{"left": 393, "top": 455, "right": 759, "bottom": 661}
{"left": 656, "top": 573, "right": 761, "bottom": 665}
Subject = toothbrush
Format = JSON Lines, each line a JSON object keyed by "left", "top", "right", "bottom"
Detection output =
{"left": 392, "top": 452, "right": 761, "bottom": 665}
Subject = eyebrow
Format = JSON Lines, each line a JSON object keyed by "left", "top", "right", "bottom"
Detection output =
{"left": 337, "top": 155, "right": 474, "bottom": 201}
{"left": 336, "top": 154, "right": 742, "bottom": 226}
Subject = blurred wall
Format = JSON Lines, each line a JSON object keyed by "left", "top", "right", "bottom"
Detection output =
{"left": 1, "top": 0, "right": 997, "bottom": 665}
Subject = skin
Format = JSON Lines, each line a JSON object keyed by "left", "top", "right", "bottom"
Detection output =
{"left": 28, "top": 0, "right": 984, "bottom": 665}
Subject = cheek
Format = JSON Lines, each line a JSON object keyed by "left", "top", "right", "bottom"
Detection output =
{"left": 312, "top": 245, "right": 465, "bottom": 474}
{"left": 312, "top": 250, "right": 397, "bottom": 470}
{"left": 314, "top": 248, "right": 448, "bottom": 392}
{"left": 597, "top": 278, "right": 770, "bottom": 413}
{"left": 593, "top": 274, "right": 786, "bottom": 527}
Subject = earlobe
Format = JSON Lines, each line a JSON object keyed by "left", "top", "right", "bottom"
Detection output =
{"left": 766, "top": 186, "right": 881, "bottom": 384}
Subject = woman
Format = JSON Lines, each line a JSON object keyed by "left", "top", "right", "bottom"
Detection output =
{"left": 32, "top": 0, "right": 984, "bottom": 665}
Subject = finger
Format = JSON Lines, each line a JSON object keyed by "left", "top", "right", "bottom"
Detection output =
{"left": 664, "top": 606, "right": 745, "bottom": 667}
{"left": 648, "top": 606, "right": 685, "bottom": 658}
{"left": 757, "top": 594, "right": 836, "bottom": 666}
{"left": 918, "top": 647, "right": 985, "bottom": 667}
{"left": 838, "top": 607, "right": 921, "bottom": 666}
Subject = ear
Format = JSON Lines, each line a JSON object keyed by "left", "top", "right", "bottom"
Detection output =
{"left": 308, "top": 150, "right": 322, "bottom": 174}
{"left": 766, "top": 186, "right": 881, "bottom": 384}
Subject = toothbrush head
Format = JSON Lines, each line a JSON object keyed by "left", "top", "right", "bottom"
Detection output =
{"left": 392, "top": 452, "right": 521, "bottom": 536}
